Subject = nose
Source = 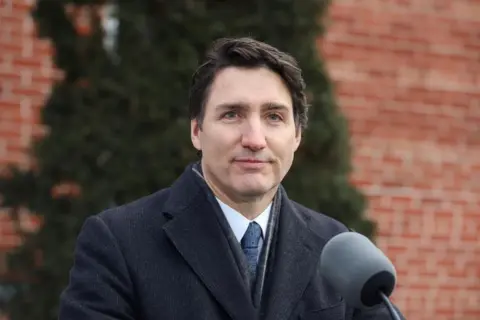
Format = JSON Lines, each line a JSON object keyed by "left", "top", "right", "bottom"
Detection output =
{"left": 241, "top": 119, "right": 266, "bottom": 151}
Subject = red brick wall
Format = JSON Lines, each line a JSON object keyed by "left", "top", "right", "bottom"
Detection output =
{"left": 1, "top": 0, "right": 54, "bottom": 257}
{"left": 1, "top": 0, "right": 479, "bottom": 319}
{"left": 320, "top": 1, "right": 480, "bottom": 319}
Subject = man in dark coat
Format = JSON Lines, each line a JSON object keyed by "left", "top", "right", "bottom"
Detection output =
{"left": 59, "top": 37, "right": 404, "bottom": 320}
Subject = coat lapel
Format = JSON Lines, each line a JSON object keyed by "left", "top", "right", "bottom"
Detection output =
{"left": 262, "top": 188, "right": 325, "bottom": 320}
{"left": 162, "top": 165, "right": 256, "bottom": 320}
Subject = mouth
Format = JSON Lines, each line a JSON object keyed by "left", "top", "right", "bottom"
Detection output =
{"left": 233, "top": 158, "right": 269, "bottom": 164}
{"left": 232, "top": 158, "right": 271, "bottom": 170}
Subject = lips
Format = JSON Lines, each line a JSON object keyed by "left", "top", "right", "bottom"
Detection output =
{"left": 234, "top": 158, "right": 266, "bottom": 163}
{"left": 233, "top": 158, "right": 269, "bottom": 169}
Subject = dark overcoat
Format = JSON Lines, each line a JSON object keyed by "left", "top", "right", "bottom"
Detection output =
{"left": 59, "top": 163, "right": 404, "bottom": 320}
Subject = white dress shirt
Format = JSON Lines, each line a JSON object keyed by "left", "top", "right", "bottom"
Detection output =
{"left": 215, "top": 197, "right": 271, "bottom": 244}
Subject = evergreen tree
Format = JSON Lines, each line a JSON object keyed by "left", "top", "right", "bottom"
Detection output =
{"left": 0, "top": 0, "right": 375, "bottom": 319}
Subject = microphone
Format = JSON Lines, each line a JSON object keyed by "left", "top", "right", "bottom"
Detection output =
{"left": 319, "top": 231, "right": 402, "bottom": 320}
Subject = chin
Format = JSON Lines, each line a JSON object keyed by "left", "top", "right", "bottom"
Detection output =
{"left": 234, "top": 183, "right": 274, "bottom": 198}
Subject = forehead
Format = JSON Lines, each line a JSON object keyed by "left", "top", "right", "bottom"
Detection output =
{"left": 204, "top": 66, "right": 293, "bottom": 112}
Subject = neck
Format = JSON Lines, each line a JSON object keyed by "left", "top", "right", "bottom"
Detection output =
{"left": 218, "top": 193, "right": 275, "bottom": 220}
{"left": 200, "top": 164, "right": 276, "bottom": 220}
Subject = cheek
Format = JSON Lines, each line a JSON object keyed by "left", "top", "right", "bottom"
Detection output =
{"left": 271, "top": 135, "right": 297, "bottom": 156}
{"left": 202, "top": 129, "right": 235, "bottom": 155}
{"left": 280, "top": 152, "right": 294, "bottom": 170}
{"left": 271, "top": 137, "right": 297, "bottom": 173}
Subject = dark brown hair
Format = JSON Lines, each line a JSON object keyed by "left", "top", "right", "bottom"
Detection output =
{"left": 189, "top": 37, "right": 309, "bottom": 131}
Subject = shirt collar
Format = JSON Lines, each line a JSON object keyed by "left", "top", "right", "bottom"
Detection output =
{"left": 216, "top": 197, "right": 271, "bottom": 242}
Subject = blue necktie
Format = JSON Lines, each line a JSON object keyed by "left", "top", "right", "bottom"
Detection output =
{"left": 241, "top": 222, "right": 263, "bottom": 286}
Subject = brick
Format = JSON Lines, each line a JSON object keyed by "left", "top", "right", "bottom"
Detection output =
{"left": 0, "top": 102, "right": 21, "bottom": 122}
{"left": 11, "top": 0, "right": 33, "bottom": 11}
{"left": 11, "top": 84, "right": 49, "bottom": 98}
{"left": 11, "top": 56, "right": 44, "bottom": 69}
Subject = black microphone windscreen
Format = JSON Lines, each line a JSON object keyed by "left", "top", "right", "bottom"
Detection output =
{"left": 319, "top": 232, "right": 397, "bottom": 309}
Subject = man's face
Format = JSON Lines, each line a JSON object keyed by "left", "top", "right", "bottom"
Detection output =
{"left": 191, "top": 66, "right": 301, "bottom": 202}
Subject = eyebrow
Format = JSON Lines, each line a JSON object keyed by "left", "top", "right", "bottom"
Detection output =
{"left": 215, "top": 102, "right": 291, "bottom": 112}
{"left": 263, "top": 102, "right": 290, "bottom": 112}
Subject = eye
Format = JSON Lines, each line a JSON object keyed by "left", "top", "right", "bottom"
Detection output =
{"left": 267, "top": 113, "right": 283, "bottom": 121}
{"left": 222, "top": 111, "right": 238, "bottom": 119}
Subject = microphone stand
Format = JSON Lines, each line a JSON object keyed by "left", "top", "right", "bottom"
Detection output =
{"left": 379, "top": 291, "right": 402, "bottom": 320}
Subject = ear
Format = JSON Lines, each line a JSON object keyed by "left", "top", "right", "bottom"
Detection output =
{"left": 293, "top": 128, "right": 302, "bottom": 152}
{"left": 191, "top": 119, "right": 202, "bottom": 151}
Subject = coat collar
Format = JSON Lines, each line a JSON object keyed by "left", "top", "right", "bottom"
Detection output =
{"left": 261, "top": 191, "right": 326, "bottom": 320}
{"left": 162, "top": 163, "right": 326, "bottom": 320}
